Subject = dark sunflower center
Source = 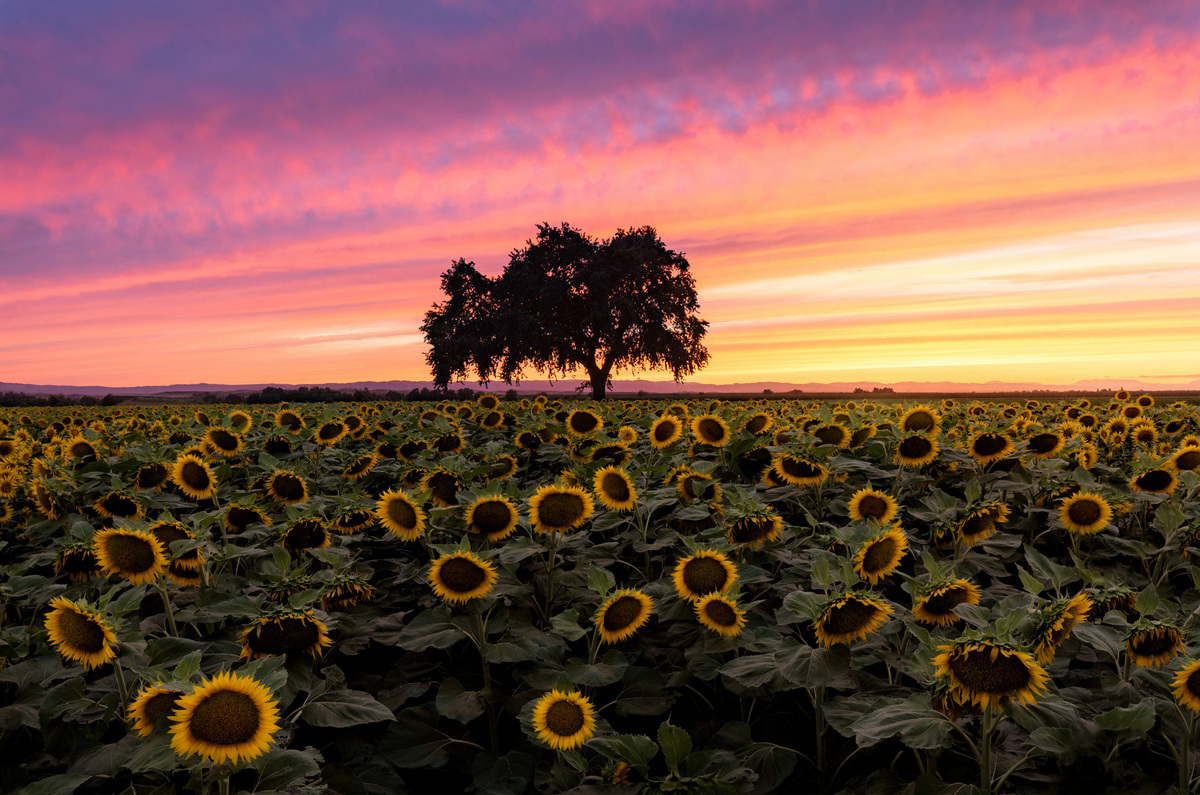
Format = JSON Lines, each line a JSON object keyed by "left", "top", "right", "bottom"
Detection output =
{"left": 600, "top": 473, "right": 631, "bottom": 502}
{"left": 570, "top": 413, "right": 600, "bottom": 434}
{"left": 1186, "top": 669, "right": 1200, "bottom": 700}
{"left": 1123, "top": 406, "right": 1141, "bottom": 419}
{"left": 1135, "top": 470, "right": 1174, "bottom": 492}
{"left": 1177, "top": 451, "right": 1200, "bottom": 471}
{"left": 137, "top": 463, "right": 168, "bottom": 489}
{"left": 181, "top": 461, "right": 211, "bottom": 491}
{"left": 899, "top": 437, "right": 933, "bottom": 459}
{"left": 318, "top": 423, "right": 344, "bottom": 440}
{"left": 973, "top": 434, "right": 1008, "bottom": 457}
{"left": 285, "top": 520, "right": 326, "bottom": 549}
{"left": 779, "top": 457, "right": 822, "bottom": 479}
{"left": 210, "top": 429, "right": 239, "bottom": 451}
{"left": 1131, "top": 630, "right": 1178, "bottom": 656}
{"left": 439, "top": 558, "right": 487, "bottom": 593}
{"left": 279, "top": 412, "right": 302, "bottom": 430}
{"left": 471, "top": 501, "right": 513, "bottom": 534}
{"left": 271, "top": 474, "right": 304, "bottom": 501}
{"left": 482, "top": 412, "right": 501, "bottom": 426}
{"left": 335, "top": 510, "right": 371, "bottom": 530}
{"left": 434, "top": 434, "right": 462, "bottom": 452}
{"left": 188, "top": 690, "right": 261, "bottom": 746}
{"left": 703, "top": 599, "right": 738, "bottom": 627}
{"left": 653, "top": 420, "right": 679, "bottom": 442}
{"left": 427, "top": 472, "right": 459, "bottom": 505}
{"left": 745, "top": 415, "right": 768, "bottom": 434}
{"left": 544, "top": 700, "right": 585, "bottom": 737}
{"left": 730, "top": 517, "right": 775, "bottom": 544}
{"left": 1067, "top": 499, "right": 1103, "bottom": 526}
{"left": 102, "top": 493, "right": 139, "bottom": 518}
{"left": 822, "top": 599, "right": 879, "bottom": 636}
{"left": 143, "top": 691, "right": 182, "bottom": 729}
{"left": 904, "top": 411, "right": 936, "bottom": 432}
{"left": 680, "top": 475, "right": 715, "bottom": 502}
{"left": 922, "top": 587, "right": 972, "bottom": 615}
{"left": 347, "top": 456, "right": 374, "bottom": 476}
{"left": 603, "top": 596, "right": 644, "bottom": 631}
{"left": 150, "top": 524, "right": 197, "bottom": 560}
{"left": 58, "top": 608, "right": 106, "bottom": 653}
{"left": 960, "top": 513, "right": 995, "bottom": 539}
{"left": 386, "top": 498, "right": 418, "bottom": 529}
{"left": 948, "top": 648, "right": 1032, "bottom": 694}
{"left": 227, "top": 506, "right": 263, "bottom": 532}
{"left": 861, "top": 537, "right": 898, "bottom": 574}
{"left": 264, "top": 437, "right": 292, "bottom": 455}
{"left": 60, "top": 548, "right": 99, "bottom": 576}
{"left": 399, "top": 440, "right": 426, "bottom": 459}
{"left": 104, "top": 534, "right": 158, "bottom": 574}
{"left": 70, "top": 441, "right": 97, "bottom": 458}
{"left": 814, "top": 426, "right": 845, "bottom": 445}
{"left": 697, "top": 419, "right": 726, "bottom": 442}
{"left": 538, "top": 493, "right": 585, "bottom": 527}
{"left": 857, "top": 495, "right": 890, "bottom": 520}
{"left": 682, "top": 557, "right": 730, "bottom": 594}
{"left": 1028, "top": 433, "right": 1060, "bottom": 454}
{"left": 249, "top": 617, "right": 321, "bottom": 655}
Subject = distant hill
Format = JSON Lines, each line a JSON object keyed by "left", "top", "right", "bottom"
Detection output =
{"left": 4, "top": 376, "right": 1199, "bottom": 399}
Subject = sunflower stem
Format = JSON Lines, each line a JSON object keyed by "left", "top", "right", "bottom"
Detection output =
{"left": 111, "top": 656, "right": 130, "bottom": 712}
{"left": 542, "top": 532, "right": 562, "bottom": 626}
{"left": 980, "top": 705, "right": 998, "bottom": 793}
{"left": 217, "top": 772, "right": 230, "bottom": 795}
{"left": 155, "top": 576, "right": 179, "bottom": 637}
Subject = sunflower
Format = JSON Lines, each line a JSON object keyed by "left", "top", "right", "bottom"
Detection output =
{"left": 343, "top": 453, "right": 378, "bottom": 481}
{"left": 912, "top": 579, "right": 981, "bottom": 626}
{"left": 63, "top": 436, "right": 98, "bottom": 462}
{"left": 695, "top": 594, "right": 747, "bottom": 637}
{"left": 135, "top": 462, "right": 170, "bottom": 491}
{"left": 672, "top": 468, "right": 721, "bottom": 504}
{"left": 742, "top": 412, "right": 774, "bottom": 436}
{"left": 166, "top": 560, "right": 204, "bottom": 587}
{"left": 266, "top": 470, "right": 308, "bottom": 505}
{"left": 53, "top": 543, "right": 101, "bottom": 582}
{"left": 1127, "top": 624, "right": 1185, "bottom": 668}
{"left": 528, "top": 483, "right": 595, "bottom": 534}
{"left": 262, "top": 435, "right": 293, "bottom": 456}
{"left": 148, "top": 521, "right": 203, "bottom": 569}
{"left": 649, "top": 415, "right": 683, "bottom": 449}
{"left": 814, "top": 592, "right": 893, "bottom": 646}
{"left": 281, "top": 518, "right": 331, "bottom": 552}
{"left": 225, "top": 503, "right": 271, "bottom": 534}
{"left": 240, "top": 611, "right": 333, "bottom": 660}
{"left": 375, "top": 488, "right": 427, "bottom": 541}
{"left": 433, "top": 432, "right": 463, "bottom": 454}
{"left": 429, "top": 551, "right": 498, "bottom": 603}
{"left": 129, "top": 683, "right": 184, "bottom": 736}
{"left": 1172, "top": 659, "right": 1200, "bottom": 713}
{"left": 1130, "top": 468, "right": 1178, "bottom": 495}
{"left": 895, "top": 434, "right": 939, "bottom": 467}
{"left": 1025, "top": 431, "right": 1065, "bottom": 459}
{"left": 847, "top": 488, "right": 898, "bottom": 525}
{"left": 44, "top": 596, "right": 117, "bottom": 669}
{"left": 1171, "top": 447, "right": 1200, "bottom": 473}
{"left": 488, "top": 454, "right": 519, "bottom": 480}
{"left": 94, "top": 527, "right": 168, "bottom": 585}
{"left": 1032, "top": 593, "right": 1092, "bottom": 664}
{"left": 593, "top": 465, "right": 637, "bottom": 512}
{"left": 332, "top": 508, "right": 373, "bottom": 535}
{"left": 464, "top": 495, "right": 520, "bottom": 542}
{"left": 812, "top": 423, "right": 850, "bottom": 448}
{"left": 594, "top": 588, "right": 654, "bottom": 644}
{"left": 854, "top": 525, "right": 908, "bottom": 585}
{"left": 566, "top": 409, "right": 603, "bottom": 437}
{"left": 771, "top": 454, "right": 828, "bottom": 488}
{"left": 171, "top": 453, "right": 217, "bottom": 500}
{"left": 531, "top": 689, "right": 597, "bottom": 751}
{"left": 672, "top": 549, "right": 738, "bottom": 601}
{"left": 275, "top": 409, "right": 305, "bottom": 433}
{"left": 170, "top": 670, "right": 281, "bottom": 764}
{"left": 204, "top": 427, "right": 243, "bottom": 456}
{"left": 933, "top": 641, "right": 1049, "bottom": 710}
{"left": 420, "top": 469, "right": 459, "bottom": 507}
{"left": 93, "top": 490, "right": 143, "bottom": 520}
{"left": 1057, "top": 491, "right": 1112, "bottom": 536}
{"left": 955, "top": 502, "right": 1009, "bottom": 546}
{"left": 691, "top": 415, "right": 731, "bottom": 447}
{"left": 313, "top": 421, "right": 347, "bottom": 448}
{"left": 727, "top": 512, "right": 784, "bottom": 548}
{"left": 899, "top": 405, "right": 940, "bottom": 433}
{"left": 966, "top": 432, "right": 1013, "bottom": 466}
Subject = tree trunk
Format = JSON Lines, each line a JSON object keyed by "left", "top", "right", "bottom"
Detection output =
{"left": 589, "top": 368, "right": 609, "bottom": 400}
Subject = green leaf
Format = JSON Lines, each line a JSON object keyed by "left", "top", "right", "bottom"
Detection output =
{"left": 435, "top": 678, "right": 486, "bottom": 723}
{"left": 587, "top": 565, "right": 615, "bottom": 596}
{"left": 1094, "top": 700, "right": 1156, "bottom": 734}
{"left": 173, "top": 650, "right": 203, "bottom": 680}
{"left": 847, "top": 695, "right": 952, "bottom": 749}
{"left": 301, "top": 687, "right": 395, "bottom": 728}
{"left": 1017, "top": 567, "right": 1044, "bottom": 596}
{"left": 550, "top": 609, "right": 588, "bottom": 641}
{"left": 1137, "top": 586, "right": 1160, "bottom": 617}
{"left": 564, "top": 650, "right": 628, "bottom": 687}
{"left": 20, "top": 774, "right": 94, "bottom": 795}
{"left": 396, "top": 608, "right": 466, "bottom": 651}
{"left": 586, "top": 734, "right": 659, "bottom": 769}
{"left": 657, "top": 722, "right": 692, "bottom": 774}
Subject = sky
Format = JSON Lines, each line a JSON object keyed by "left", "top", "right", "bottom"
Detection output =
{"left": 2, "top": 0, "right": 1199, "bottom": 389}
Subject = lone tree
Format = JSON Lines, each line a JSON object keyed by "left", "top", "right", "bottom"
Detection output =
{"left": 421, "top": 222, "right": 709, "bottom": 399}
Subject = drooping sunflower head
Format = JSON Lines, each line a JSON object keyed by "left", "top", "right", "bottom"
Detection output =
{"left": 429, "top": 551, "right": 498, "bottom": 604}
{"left": 94, "top": 527, "right": 168, "bottom": 585}
{"left": 912, "top": 579, "right": 981, "bottom": 626}
{"left": 956, "top": 502, "right": 1010, "bottom": 547}
{"left": 528, "top": 483, "right": 595, "bottom": 534}
{"left": 531, "top": 689, "right": 597, "bottom": 751}
{"left": 691, "top": 415, "right": 731, "bottom": 447}
{"left": 44, "top": 595, "right": 117, "bottom": 669}
{"left": 854, "top": 525, "right": 908, "bottom": 585}
{"left": 726, "top": 512, "right": 784, "bottom": 548}
{"left": 240, "top": 610, "right": 333, "bottom": 660}
{"left": 847, "top": 488, "right": 898, "bottom": 525}
{"left": 93, "top": 490, "right": 143, "bottom": 521}
{"left": 331, "top": 508, "right": 374, "bottom": 535}
{"left": 649, "top": 414, "right": 684, "bottom": 449}
{"left": 53, "top": 542, "right": 101, "bottom": 583}
{"left": 900, "top": 405, "right": 941, "bottom": 434}
{"left": 895, "top": 434, "right": 939, "bottom": 467}
{"left": 225, "top": 502, "right": 271, "bottom": 534}
{"left": 169, "top": 669, "right": 281, "bottom": 764}
{"left": 171, "top": 453, "right": 218, "bottom": 500}
{"left": 695, "top": 593, "right": 748, "bottom": 637}
{"left": 595, "top": 588, "right": 654, "bottom": 644}
{"left": 321, "top": 575, "right": 374, "bottom": 611}
{"left": 266, "top": 470, "right": 308, "bottom": 505}
{"left": 672, "top": 549, "right": 738, "bottom": 601}
{"left": 933, "top": 639, "right": 1049, "bottom": 710}
{"left": 967, "top": 431, "right": 1013, "bottom": 466}
{"left": 771, "top": 454, "right": 828, "bottom": 488}
{"left": 814, "top": 592, "right": 893, "bottom": 646}
{"left": 375, "top": 488, "right": 427, "bottom": 541}
{"left": 1058, "top": 491, "right": 1112, "bottom": 536}
{"left": 1032, "top": 592, "right": 1092, "bottom": 663}
{"left": 593, "top": 465, "right": 637, "bottom": 512}
{"left": 129, "top": 683, "right": 185, "bottom": 737}
{"left": 281, "top": 518, "right": 331, "bottom": 552}
{"left": 1126, "top": 623, "right": 1185, "bottom": 668}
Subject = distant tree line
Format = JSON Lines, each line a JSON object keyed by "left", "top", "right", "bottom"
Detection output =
{"left": 0, "top": 391, "right": 122, "bottom": 407}
{"left": 198, "top": 385, "right": 492, "bottom": 405}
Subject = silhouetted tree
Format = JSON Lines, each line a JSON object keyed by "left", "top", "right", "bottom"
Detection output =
{"left": 421, "top": 222, "right": 709, "bottom": 399}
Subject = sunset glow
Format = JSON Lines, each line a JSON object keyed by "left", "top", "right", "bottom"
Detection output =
{"left": 3, "top": 1, "right": 1199, "bottom": 388}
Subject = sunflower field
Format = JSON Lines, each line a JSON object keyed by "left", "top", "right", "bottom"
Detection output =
{"left": 1, "top": 392, "right": 1199, "bottom": 794}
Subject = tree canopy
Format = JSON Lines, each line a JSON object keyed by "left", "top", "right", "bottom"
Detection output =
{"left": 421, "top": 222, "right": 709, "bottom": 399}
